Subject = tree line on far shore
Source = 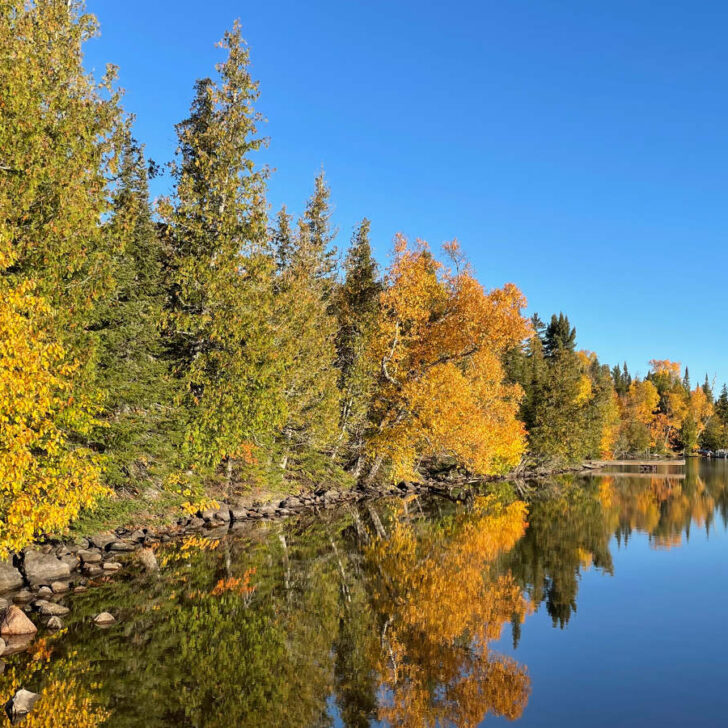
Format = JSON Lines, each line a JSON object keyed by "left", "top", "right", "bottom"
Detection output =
{"left": 0, "top": 1, "right": 722, "bottom": 554}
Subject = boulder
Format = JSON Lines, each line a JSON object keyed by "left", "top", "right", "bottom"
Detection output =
{"left": 108, "top": 541, "right": 135, "bottom": 553}
{"left": 229, "top": 508, "right": 248, "bottom": 522}
{"left": 0, "top": 560, "right": 23, "bottom": 593}
{"left": 12, "top": 590, "right": 33, "bottom": 604}
{"left": 5, "top": 689, "right": 39, "bottom": 722}
{"left": 36, "top": 586, "right": 52, "bottom": 599}
{"left": 50, "top": 581, "right": 69, "bottom": 594}
{"left": 88, "top": 532, "right": 116, "bottom": 550}
{"left": 83, "top": 565, "right": 103, "bottom": 577}
{"left": 78, "top": 549, "right": 102, "bottom": 564}
{"left": 0, "top": 606, "right": 37, "bottom": 636}
{"left": 93, "top": 612, "right": 115, "bottom": 626}
{"left": 130, "top": 529, "right": 146, "bottom": 543}
{"left": 102, "top": 562, "right": 122, "bottom": 572}
{"left": 23, "top": 552, "right": 70, "bottom": 586}
{"left": 0, "top": 638, "right": 5, "bottom": 655}
{"left": 59, "top": 553, "right": 80, "bottom": 572}
{"left": 33, "top": 600, "right": 69, "bottom": 617}
{"left": 46, "top": 616, "right": 63, "bottom": 630}
{"left": 137, "top": 548, "right": 158, "bottom": 572}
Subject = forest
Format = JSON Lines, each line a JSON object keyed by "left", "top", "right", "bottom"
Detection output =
{"left": 2, "top": 0, "right": 727, "bottom": 556}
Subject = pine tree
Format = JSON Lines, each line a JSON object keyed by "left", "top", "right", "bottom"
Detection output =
{"left": 272, "top": 195, "right": 341, "bottom": 482}
{"left": 162, "top": 23, "right": 283, "bottom": 492}
{"left": 544, "top": 313, "right": 576, "bottom": 357}
{"left": 94, "top": 134, "right": 182, "bottom": 488}
{"left": 302, "top": 171, "right": 338, "bottom": 282}
{"left": 334, "top": 219, "right": 381, "bottom": 472}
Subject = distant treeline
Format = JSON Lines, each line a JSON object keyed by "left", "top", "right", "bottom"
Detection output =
{"left": 0, "top": 2, "right": 723, "bottom": 553}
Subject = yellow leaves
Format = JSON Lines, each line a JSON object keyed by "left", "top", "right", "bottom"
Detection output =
{"left": 365, "top": 496, "right": 531, "bottom": 727}
{"left": 367, "top": 235, "right": 530, "bottom": 480}
{"left": 0, "top": 281, "right": 105, "bottom": 556}
{"left": 210, "top": 568, "right": 256, "bottom": 598}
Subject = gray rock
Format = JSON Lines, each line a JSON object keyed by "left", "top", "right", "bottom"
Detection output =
{"left": 93, "top": 612, "right": 115, "bottom": 626}
{"left": 83, "top": 565, "right": 104, "bottom": 577}
{"left": 0, "top": 560, "right": 24, "bottom": 594}
{"left": 0, "top": 638, "right": 5, "bottom": 655}
{"left": 137, "top": 548, "right": 158, "bottom": 572}
{"left": 78, "top": 549, "right": 102, "bottom": 564}
{"left": 130, "top": 529, "right": 146, "bottom": 543}
{"left": 5, "top": 688, "right": 39, "bottom": 722}
{"left": 50, "top": 581, "right": 69, "bottom": 594}
{"left": 185, "top": 517, "right": 205, "bottom": 531}
{"left": 108, "top": 541, "right": 135, "bottom": 552}
{"left": 0, "top": 599, "right": 8, "bottom": 612}
{"left": 102, "top": 562, "right": 122, "bottom": 572}
{"left": 46, "top": 616, "right": 63, "bottom": 630}
{"left": 34, "top": 600, "right": 69, "bottom": 617}
{"left": 23, "top": 551, "right": 70, "bottom": 586}
{"left": 59, "top": 553, "right": 80, "bottom": 571}
{"left": 12, "top": 590, "right": 32, "bottom": 604}
{"left": 229, "top": 508, "right": 248, "bottom": 522}
{"left": 36, "top": 586, "right": 52, "bottom": 599}
{"left": 89, "top": 532, "right": 116, "bottom": 550}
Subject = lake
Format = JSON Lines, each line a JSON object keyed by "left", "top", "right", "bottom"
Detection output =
{"left": 3, "top": 459, "right": 728, "bottom": 727}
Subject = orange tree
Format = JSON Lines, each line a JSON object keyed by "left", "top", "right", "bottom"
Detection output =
{"left": 364, "top": 236, "right": 530, "bottom": 482}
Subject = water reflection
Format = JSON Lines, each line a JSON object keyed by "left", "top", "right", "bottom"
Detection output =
{"left": 2, "top": 460, "right": 728, "bottom": 727}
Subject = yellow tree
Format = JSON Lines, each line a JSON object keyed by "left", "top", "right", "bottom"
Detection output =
{"left": 365, "top": 236, "right": 530, "bottom": 482}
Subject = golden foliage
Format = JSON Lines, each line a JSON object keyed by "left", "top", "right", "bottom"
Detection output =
{"left": 0, "top": 281, "right": 106, "bottom": 556}
{"left": 366, "top": 496, "right": 531, "bottom": 726}
{"left": 366, "top": 236, "right": 530, "bottom": 481}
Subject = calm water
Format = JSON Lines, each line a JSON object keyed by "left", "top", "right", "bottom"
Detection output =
{"left": 3, "top": 460, "right": 728, "bottom": 727}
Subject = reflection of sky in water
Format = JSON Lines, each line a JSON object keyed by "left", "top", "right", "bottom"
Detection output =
{"left": 491, "top": 465, "right": 728, "bottom": 727}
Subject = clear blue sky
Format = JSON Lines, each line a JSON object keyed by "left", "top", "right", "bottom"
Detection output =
{"left": 85, "top": 1, "right": 728, "bottom": 388}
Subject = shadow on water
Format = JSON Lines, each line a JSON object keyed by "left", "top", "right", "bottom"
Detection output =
{"left": 3, "top": 458, "right": 728, "bottom": 727}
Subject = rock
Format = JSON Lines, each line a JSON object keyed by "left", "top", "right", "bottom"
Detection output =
{"left": 0, "top": 606, "right": 37, "bottom": 636}
{"left": 0, "top": 560, "right": 24, "bottom": 594}
{"left": 0, "top": 638, "right": 5, "bottom": 655}
{"left": 108, "top": 541, "right": 135, "bottom": 552}
{"left": 0, "top": 600, "right": 8, "bottom": 612}
{"left": 2, "top": 634, "right": 34, "bottom": 656}
{"left": 23, "top": 551, "right": 70, "bottom": 586}
{"left": 102, "top": 562, "right": 122, "bottom": 572}
{"left": 78, "top": 549, "right": 102, "bottom": 564}
{"left": 51, "top": 581, "right": 69, "bottom": 594}
{"left": 282, "top": 496, "right": 302, "bottom": 508}
{"left": 83, "top": 565, "right": 103, "bottom": 577}
{"left": 36, "top": 586, "right": 52, "bottom": 599}
{"left": 5, "top": 688, "right": 40, "bottom": 722}
{"left": 59, "top": 553, "right": 80, "bottom": 571}
{"left": 89, "top": 532, "right": 116, "bottom": 550}
{"left": 93, "top": 612, "right": 115, "bottom": 626}
{"left": 34, "top": 600, "right": 69, "bottom": 617}
{"left": 130, "top": 529, "right": 146, "bottom": 543}
{"left": 229, "top": 508, "right": 248, "bottom": 521}
{"left": 185, "top": 517, "right": 205, "bottom": 531}
{"left": 73, "top": 586, "right": 87, "bottom": 594}
{"left": 213, "top": 506, "right": 231, "bottom": 523}
{"left": 46, "top": 616, "right": 63, "bottom": 630}
{"left": 12, "top": 590, "right": 33, "bottom": 604}
{"left": 137, "top": 548, "right": 158, "bottom": 572}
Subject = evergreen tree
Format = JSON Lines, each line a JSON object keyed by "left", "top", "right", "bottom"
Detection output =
{"left": 703, "top": 374, "right": 713, "bottom": 402}
{"left": 683, "top": 366, "right": 691, "bottom": 392}
{"left": 301, "top": 171, "right": 338, "bottom": 282}
{"left": 334, "top": 219, "right": 381, "bottom": 472}
{"left": 543, "top": 313, "right": 576, "bottom": 357}
{"left": 272, "top": 192, "right": 341, "bottom": 482}
{"left": 94, "top": 134, "right": 182, "bottom": 488}
{"left": 162, "top": 23, "right": 283, "bottom": 491}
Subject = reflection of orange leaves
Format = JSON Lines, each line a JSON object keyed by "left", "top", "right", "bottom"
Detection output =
{"left": 29, "top": 637, "right": 53, "bottom": 662}
{"left": 366, "top": 496, "right": 531, "bottom": 727}
{"left": 210, "top": 568, "right": 257, "bottom": 598}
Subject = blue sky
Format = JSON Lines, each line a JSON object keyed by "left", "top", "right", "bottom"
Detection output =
{"left": 85, "top": 1, "right": 728, "bottom": 387}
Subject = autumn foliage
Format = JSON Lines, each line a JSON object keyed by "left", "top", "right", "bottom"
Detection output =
{"left": 365, "top": 236, "right": 530, "bottom": 481}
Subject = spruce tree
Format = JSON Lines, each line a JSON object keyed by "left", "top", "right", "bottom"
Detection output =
{"left": 162, "top": 23, "right": 283, "bottom": 492}
{"left": 95, "top": 134, "right": 182, "bottom": 488}
{"left": 334, "top": 219, "right": 381, "bottom": 472}
{"left": 544, "top": 313, "right": 576, "bottom": 356}
{"left": 272, "top": 187, "right": 341, "bottom": 482}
